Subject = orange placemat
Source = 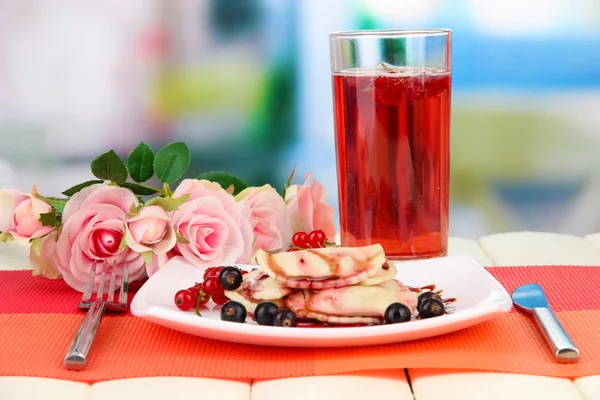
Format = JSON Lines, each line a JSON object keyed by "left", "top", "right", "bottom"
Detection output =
{"left": 1, "top": 266, "right": 600, "bottom": 382}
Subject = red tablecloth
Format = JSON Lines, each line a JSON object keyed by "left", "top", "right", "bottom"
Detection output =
{"left": 1, "top": 266, "right": 599, "bottom": 383}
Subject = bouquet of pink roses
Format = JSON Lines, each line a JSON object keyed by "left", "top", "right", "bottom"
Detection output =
{"left": 0, "top": 142, "right": 336, "bottom": 292}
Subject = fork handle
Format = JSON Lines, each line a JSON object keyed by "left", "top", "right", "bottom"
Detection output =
{"left": 64, "top": 300, "right": 107, "bottom": 370}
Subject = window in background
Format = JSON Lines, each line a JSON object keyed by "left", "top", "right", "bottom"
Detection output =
{"left": 0, "top": 0, "right": 298, "bottom": 195}
{"left": 2, "top": 0, "right": 600, "bottom": 239}
{"left": 148, "top": 0, "right": 298, "bottom": 187}
{"left": 293, "top": 0, "right": 600, "bottom": 238}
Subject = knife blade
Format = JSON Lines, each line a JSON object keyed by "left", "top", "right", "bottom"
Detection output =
{"left": 512, "top": 283, "right": 579, "bottom": 363}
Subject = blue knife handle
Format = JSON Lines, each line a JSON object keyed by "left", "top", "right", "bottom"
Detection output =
{"left": 532, "top": 307, "right": 579, "bottom": 363}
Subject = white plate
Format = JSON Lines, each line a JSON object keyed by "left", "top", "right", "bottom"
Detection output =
{"left": 130, "top": 254, "right": 513, "bottom": 347}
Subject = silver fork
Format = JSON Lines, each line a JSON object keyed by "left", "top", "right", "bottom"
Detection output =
{"left": 64, "top": 259, "right": 129, "bottom": 370}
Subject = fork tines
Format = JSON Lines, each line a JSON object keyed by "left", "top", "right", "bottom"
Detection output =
{"left": 79, "top": 259, "right": 129, "bottom": 310}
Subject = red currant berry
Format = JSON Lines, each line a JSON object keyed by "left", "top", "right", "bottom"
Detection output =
{"left": 212, "top": 292, "right": 229, "bottom": 305}
{"left": 174, "top": 289, "right": 194, "bottom": 311}
{"left": 292, "top": 231, "right": 309, "bottom": 248}
{"left": 241, "top": 270, "right": 248, "bottom": 275}
{"left": 188, "top": 286, "right": 200, "bottom": 299}
{"left": 203, "top": 276, "right": 223, "bottom": 297}
{"left": 202, "top": 268, "right": 214, "bottom": 281}
{"left": 212, "top": 266, "right": 224, "bottom": 279}
{"left": 308, "top": 229, "right": 326, "bottom": 248}
{"left": 203, "top": 266, "right": 223, "bottom": 280}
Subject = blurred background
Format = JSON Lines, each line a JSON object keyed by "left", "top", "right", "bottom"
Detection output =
{"left": 1, "top": 0, "right": 600, "bottom": 239}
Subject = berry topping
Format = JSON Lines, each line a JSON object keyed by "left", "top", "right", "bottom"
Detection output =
{"left": 211, "top": 291, "right": 229, "bottom": 305}
{"left": 417, "top": 291, "right": 442, "bottom": 311}
{"left": 384, "top": 302, "right": 412, "bottom": 324}
{"left": 203, "top": 276, "right": 223, "bottom": 297}
{"left": 187, "top": 286, "right": 200, "bottom": 299}
{"left": 174, "top": 289, "right": 194, "bottom": 311}
{"left": 291, "top": 231, "right": 309, "bottom": 248}
{"left": 272, "top": 308, "right": 296, "bottom": 327}
{"left": 254, "top": 302, "right": 279, "bottom": 326}
{"left": 307, "top": 229, "right": 326, "bottom": 248}
{"left": 419, "top": 298, "right": 445, "bottom": 319}
{"left": 220, "top": 301, "right": 247, "bottom": 323}
{"left": 202, "top": 268, "right": 213, "bottom": 280}
{"left": 203, "top": 266, "right": 224, "bottom": 281}
{"left": 219, "top": 266, "right": 243, "bottom": 291}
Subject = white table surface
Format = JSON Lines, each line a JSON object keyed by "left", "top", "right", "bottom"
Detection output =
{"left": 3, "top": 231, "right": 600, "bottom": 399}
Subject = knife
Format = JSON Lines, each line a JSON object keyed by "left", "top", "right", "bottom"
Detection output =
{"left": 512, "top": 283, "right": 579, "bottom": 363}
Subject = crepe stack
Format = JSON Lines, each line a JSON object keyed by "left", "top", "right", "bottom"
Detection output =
{"left": 224, "top": 244, "right": 418, "bottom": 325}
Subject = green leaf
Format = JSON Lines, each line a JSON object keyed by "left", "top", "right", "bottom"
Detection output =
{"left": 141, "top": 251, "right": 153, "bottom": 265}
{"left": 119, "top": 232, "right": 127, "bottom": 251}
{"left": 0, "top": 232, "right": 14, "bottom": 243}
{"left": 127, "top": 142, "right": 155, "bottom": 183}
{"left": 62, "top": 180, "right": 104, "bottom": 197}
{"left": 125, "top": 203, "right": 139, "bottom": 218}
{"left": 282, "top": 164, "right": 296, "bottom": 199}
{"left": 144, "top": 193, "right": 190, "bottom": 212}
{"left": 37, "top": 196, "right": 68, "bottom": 214}
{"left": 175, "top": 231, "right": 190, "bottom": 245}
{"left": 153, "top": 142, "right": 191, "bottom": 184}
{"left": 286, "top": 164, "right": 296, "bottom": 187}
{"left": 54, "top": 225, "right": 62, "bottom": 241}
{"left": 91, "top": 150, "right": 128, "bottom": 184}
{"left": 31, "top": 238, "right": 41, "bottom": 256}
{"left": 38, "top": 211, "right": 57, "bottom": 227}
{"left": 196, "top": 171, "right": 248, "bottom": 196}
{"left": 119, "top": 182, "right": 159, "bottom": 196}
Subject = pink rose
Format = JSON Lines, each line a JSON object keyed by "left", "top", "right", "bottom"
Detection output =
{"left": 173, "top": 178, "right": 253, "bottom": 262}
{"left": 54, "top": 184, "right": 146, "bottom": 292}
{"left": 285, "top": 173, "right": 336, "bottom": 241}
{"left": 0, "top": 188, "right": 54, "bottom": 244}
{"left": 170, "top": 196, "right": 253, "bottom": 270}
{"left": 236, "top": 184, "right": 291, "bottom": 252}
{"left": 29, "top": 231, "right": 61, "bottom": 279}
{"left": 173, "top": 178, "right": 235, "bottom": 208}
{"left": 62, "top": 183, "right": 139, "bottom": 221}
{"left": 125, "top": 205, "right": 176, "bottom": 255}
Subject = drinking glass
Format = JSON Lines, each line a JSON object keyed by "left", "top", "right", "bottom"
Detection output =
{"left": 329, "top": 29, "right": 451, "bottom": 259}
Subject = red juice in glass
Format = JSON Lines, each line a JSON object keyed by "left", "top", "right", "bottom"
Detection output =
{"left": 333, "top": 69, "right": 450, "bottom": 258}
{"left": 330, "top": 29, "right": 451, "bottom": 259}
